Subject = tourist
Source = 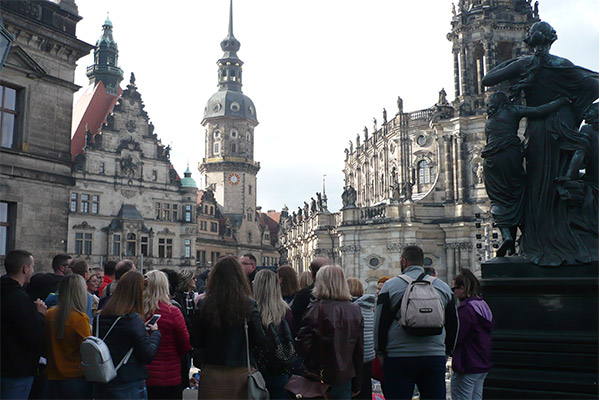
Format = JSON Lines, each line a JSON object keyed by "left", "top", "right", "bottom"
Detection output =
{"left": 290, "top": 256, "right": 330, "bottom": 336}
{"left": 91, "top": 267, "right": 104, "bottom": 296}
{"left": 144, "top": 271, "right": 190, "bottom": 399}
{"left": 277, "top": 265, "right": 300, "bottom": 304}
{"left": 347, "top": 277, "right": 376, "bottom": 400}
{"left": 191, "top": 256, "right": 266, "bottom": 399}
{"left": 1, "top": 250, "right": 46, "bottom": 399}
{"left": 44, "top": 274, "right": 92, "bottom": 399}
{"left": 98, "top": 260, "right": 116, "bottom": 296}
{"left": 374, "top": 245, "right": 458, "bottom": 400}
{"left": 86, "top": 273, "right": 100, "bottom": 318}
{"left": 296, "top": 265, "right": 364, "bottom": 399}
{"left": 45, "top": 258, "right": 93, "bottom": 322}
{"left": 98, "top": 260, "right": 136, "bottom": 309}
{"left": 174, "top": 269, "right": 198, "bottom": 321}
{"left": 298, "top": 270, "right": 313, "bottom": 289}
{"left": 376, "top": 276, "right": 392, "bottom": 296}
{"left": 451, "top": 269, "right": 494, "bottom": 400}
{"left": 93, "top": 271, "right": 161, "bottom": 399}
{"left": 240, "top": 253, "right": 258, "bottom": 285}
{"left": 253, "top": 269, "right": 297, "bottom": 399}
{"left": 26, "top": 253, "right": 71, "bottom": 302}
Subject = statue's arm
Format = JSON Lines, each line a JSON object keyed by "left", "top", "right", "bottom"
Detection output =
{"left": 515, "top": 97, "right": 571, "bottom": 119}
{"left": 482, "top": 57, "right": 529, "bottom": 87}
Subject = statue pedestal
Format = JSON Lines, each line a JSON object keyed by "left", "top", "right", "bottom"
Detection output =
{"left": 481, "top": 257, "right": 598, "bottom": 399}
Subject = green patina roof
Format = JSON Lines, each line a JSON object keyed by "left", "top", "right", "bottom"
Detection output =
{"left": 180, "top": 166, "right": 197, "bottom": 188}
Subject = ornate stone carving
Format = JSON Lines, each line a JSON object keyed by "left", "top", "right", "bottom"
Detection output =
{"left": 339, "top": 244, "right": 360, "bottom": 253}
{"left": 121, "top": 189, "right": 137, "bottom": 199}
{"left": 72, "top": 221, "right": 95, "bottom": 230}
{"left": 386, "top": 242, "right": 418, "bottom": 252}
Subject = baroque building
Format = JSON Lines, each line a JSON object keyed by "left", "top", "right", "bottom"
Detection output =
{"left": 278, "top": 0, "right": 538, "bottom": 292}
{"left": 0, "top": 0, "right": 93, "bottom": 267}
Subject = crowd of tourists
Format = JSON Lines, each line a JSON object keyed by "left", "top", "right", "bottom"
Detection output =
{"left": 1, "top": 246, "right": 494, "bottom": 400}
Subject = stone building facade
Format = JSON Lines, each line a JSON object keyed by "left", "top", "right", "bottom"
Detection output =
{"left": 68, "top": 8, "right": 280, "bottom": 272}
{"left": 0, "top": 0, "right": 93, "bottom": 268}
{"left": 278, "top": 0, "right": 538, "bottom": 292}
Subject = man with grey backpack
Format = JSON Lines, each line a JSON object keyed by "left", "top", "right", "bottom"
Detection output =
{"left": 374, "top": 245, "right": 458, "bottom": 400}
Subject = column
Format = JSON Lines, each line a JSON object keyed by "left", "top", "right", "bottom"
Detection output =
{"left": 443, "top": 135, "right": 454, "bottom": 202}
{"left": 456, "top": 133, "right": 465, "bottom": 202}
{"left": 476, "top": 58, "right": 483, "bottom": 95}
{"left": 460, "top": 47, "right": 468, "bottom": 97}
{"left": 445, "top": 245, "right": 455, "bottom": 284}
{"left": 453, "top": 48, "right": 460, "bottom": 97}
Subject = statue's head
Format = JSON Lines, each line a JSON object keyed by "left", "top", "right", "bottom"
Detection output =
{"left": 487, "top": 92, "right": 509, "bottom": 115}
{"left": 524, "top": 21, "right": 557, "bottom": 49}
{"left": 584, "top": 102, "right": 599, "bottom": 128}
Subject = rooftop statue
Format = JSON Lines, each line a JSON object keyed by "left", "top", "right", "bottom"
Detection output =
{"left": 482, "top": 21, "right": 599, "bottom": 266}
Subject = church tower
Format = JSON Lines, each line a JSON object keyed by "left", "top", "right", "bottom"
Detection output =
{"left": 86, "top": 17, "right": 124, "bottom": 95}
{"left": 447, "top": 0, "right": 538, "bottom": 115}
{"left": 199, "top": 0, "right": 261, "bottom": 244}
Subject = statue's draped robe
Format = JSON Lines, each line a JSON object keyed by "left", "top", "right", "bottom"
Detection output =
{"left": 520, "top": 60, "right": 598, "bottom": 265}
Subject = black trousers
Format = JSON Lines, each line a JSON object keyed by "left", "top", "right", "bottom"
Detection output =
{"left": 147, "top": 384, "right": 183, "bottom": 400}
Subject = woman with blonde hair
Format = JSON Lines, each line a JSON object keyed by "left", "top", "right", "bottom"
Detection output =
{"left": 296, "top": 265, "right": 364, "bottom": 399}
{"left": 44, "top": 274, "right": 92, "bottom": 399}
{"left": 298, "top": 270, "right": 313, "bottom": 289}
{"left": 191, "top": 256, "right": 267, "bottom": 399}
{"left": 94, "top": 270, "right": 161, "bottom": 399}
{"left": 144, "top": 270, "right": 190, "bottom": 399}
{"left": 253, "top": 269, "right": 297, "bottom": 399}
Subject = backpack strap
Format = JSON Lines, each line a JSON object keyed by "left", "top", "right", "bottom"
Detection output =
{"left": 398, "top": 274, "right": 414, "bottom": 284}
{"left": 102, "top": 316, "right": 123, "bottom": 341}
{"left": 115, "top": 348, "right": 134, "bottom": 370}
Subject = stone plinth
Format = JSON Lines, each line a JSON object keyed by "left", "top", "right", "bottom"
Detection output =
{"left": 481, "top": 257, "right": 598, "bottom": 399}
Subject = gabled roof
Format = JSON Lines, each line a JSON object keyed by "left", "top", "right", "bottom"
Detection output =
{"left": 71, "top": 81, "right": 122, "bottom": 160}
{"left": 260, "top": 211, "right": 281, "bottom": 245}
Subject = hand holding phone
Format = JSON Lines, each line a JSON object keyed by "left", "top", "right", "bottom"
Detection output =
{"left": 146, "top": 314, "right": 161, "bottom": 331}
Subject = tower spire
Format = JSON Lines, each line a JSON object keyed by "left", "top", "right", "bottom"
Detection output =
{"left": 86, "top": 16, "right": 123, "bottom": 95}
{"left": 228, "top": 0, "right": 234, "bottom": 39}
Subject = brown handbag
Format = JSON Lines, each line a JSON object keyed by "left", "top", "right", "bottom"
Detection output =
{"left": 284, "top": 301, "right": 330, "bottom": 399}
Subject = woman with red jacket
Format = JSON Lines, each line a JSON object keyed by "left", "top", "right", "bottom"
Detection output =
{"left": 143, "top": 270, "right": 191, "bottom": 399}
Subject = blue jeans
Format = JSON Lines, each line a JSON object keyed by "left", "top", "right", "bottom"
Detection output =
{"left": 0, "top": 376, "right": 34, "bottom": 400}
{"left": 451, "top": 371, "right": 487, "bottom": 400}
{"left": 47, "top": 377, "right": 92, "bottom": 399}
{"left": 94, "top": 379, "right": 148, "bottom": 400}
{"left": 329, "top": 381, "right": 351, "bottom": 400}
{"left": 383, "top": 356, "right": 446, "bottom": 400}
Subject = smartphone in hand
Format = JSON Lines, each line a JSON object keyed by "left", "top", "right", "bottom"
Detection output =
{"left": 145, "top": 314, "right": 161, "bottom": 330}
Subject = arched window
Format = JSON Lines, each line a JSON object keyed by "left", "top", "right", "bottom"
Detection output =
{"left": 418, "top": 160, "right": 430, "bottom": 185}
{"left": 247, "top": 231, "right": 252, "bottom": 243}
{"left": 126, "top": 233, "right": 136, "bottom": 256}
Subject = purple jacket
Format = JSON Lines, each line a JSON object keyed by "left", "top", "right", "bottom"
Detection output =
{"left": 452, "top": 297, "right": 494, "bottom": 373}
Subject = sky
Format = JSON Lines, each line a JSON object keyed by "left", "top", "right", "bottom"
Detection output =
{"left": 72, "top": 0, "right": 599, "bottom": 213}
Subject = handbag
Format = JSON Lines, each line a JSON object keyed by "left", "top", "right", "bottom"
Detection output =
{"left": 245, "top": 319, "right": 270, "bottom": 400}
{"left": 285, "top": 301, "right": 330, "bottom": 399}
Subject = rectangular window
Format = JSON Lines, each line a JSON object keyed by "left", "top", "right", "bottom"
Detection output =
{"left": 0, "top": 85, "right": 19, "bottom": 149}
{"left": 155, "top": 202, "right": 161, "bottom": 219}
{"left": 185, "top": 239, "right": 191, "bottom": 258}
{"left": 141, "top": 236, "right": 148, "bottom": 257}
{"left": 210, "top": 206, "right": 214, "bottom": 215}
{"left": 185, "top": 205, "right": 192, "bottom": 222}
{"left": 172, "top": 204, "right": 178, "bottom": 221}
{"left": 166, "top": 239, "right": 173, "bottom": 259}
{"left": 70, "top": 193, "right": 78, "bottom": 213}
{"left": 249, "top": 185, "right": 252, "bottom": 195}
{"left": 83, "top": 233, "right": 92, "bottom": 255}
{"left": 200, "top": 221, "right": 207, "bottom": 231}
{"left": 158, "top": 238, "right": 165, "bottom": 258}
{"left": 152, "top": 170, "right": 157, "bottom": 181}
{"left": 112, "top": 234, "right": 121, "bottom": 256}
{"left": 80, "top": 194, "right": 89, "bottom": 213}
{"left": 247, "top": 212, "right": 252, "bottom": 221}
{"left": 75, "top": 232, "right": 83, "bottom": 254}
{"left": 0, "top": 201, "right": 15, "bottom": 256}
{"left": 210, "top": 251, "right": 220, "bottom": 266}
{"left": 99, "top": 162, "right": 105, "bottom": 174}
{"left": 162, "top": 203, "right": 170, "bottom": 221}
{"left": 92, "top": 195, "right": 99, "bottom": 214}
{"left": 210, "top": 222, "right": 218, "bottom": 232}
{"left": 199, "top": 250, "right": 206, "bottom": 265}
{"left": 214, "top": 142, "right": 219, "bottom": 155}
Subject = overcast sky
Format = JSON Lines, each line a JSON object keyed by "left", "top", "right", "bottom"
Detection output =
{"left": 72, "top": 0, "right": 599, "bottom": 212}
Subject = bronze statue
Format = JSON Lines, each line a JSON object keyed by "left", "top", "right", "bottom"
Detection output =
{"left": 483, "top": 21, "right": 599, "bottom": 265}
{"left": 482, "top": 92, "right": 570, "bottom": 256}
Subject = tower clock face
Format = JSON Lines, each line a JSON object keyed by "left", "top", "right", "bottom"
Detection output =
{"left": 228, "top": 173, "right": 240, "bottom": 185}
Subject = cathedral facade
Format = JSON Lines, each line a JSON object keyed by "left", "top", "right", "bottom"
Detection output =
{"left": 278, "top": 0, "right": 539, "bottom": 291}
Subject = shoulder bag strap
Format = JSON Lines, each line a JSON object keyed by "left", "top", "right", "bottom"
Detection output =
{"left": 244, "top": 319, "right": 252, "bottom": 376}
{"left": 318, "top": 300, "right": 325, "bottom": 383}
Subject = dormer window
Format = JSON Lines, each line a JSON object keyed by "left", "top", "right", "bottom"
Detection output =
{"left": 214, "top": 142, "right": 220, "bottom": 155}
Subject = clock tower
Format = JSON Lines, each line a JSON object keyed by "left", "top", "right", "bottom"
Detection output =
{"left": 199, "top": 0, "right": 261, "bottom": 244}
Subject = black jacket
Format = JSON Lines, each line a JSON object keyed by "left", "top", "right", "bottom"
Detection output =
{"left": 290, "top": 283, "right": 314, "bottom": 337}
{"left": 1, "top": 276, "right": 45, "bottom": 377}
{"left": 191, "top": 298, "right": 266, "bottom": 367}
{"left": 94, "top": 313, "right": 161, "bottom": 384}
{"left": 296, "top": 299, "right": 364, "bottom": 393}
{"left": 25, "top": 272, "right": 63, "bottom": 302}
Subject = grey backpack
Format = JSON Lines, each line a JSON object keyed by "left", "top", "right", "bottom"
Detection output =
{"left": 80, "top": 315, "right": 134, "bottom": 383}
{"left": 397, "top": 273, "right": 445, "bottom": 336}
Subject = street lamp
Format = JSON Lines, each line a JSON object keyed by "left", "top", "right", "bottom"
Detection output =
{"left": 0, "top": 15, "right": 15, "bottom": 73}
